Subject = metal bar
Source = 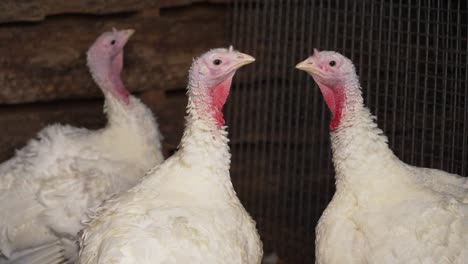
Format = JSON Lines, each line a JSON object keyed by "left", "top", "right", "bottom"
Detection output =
{"left": 462, "top": 5, "right": 468, "bottom": 176}
{"left": 276, "top": 0, "right": 291, "bottom": 250}
{"left": 268, "top": 0, "right": 285, "bottom": 252}
{"left": 391, "top": 1, "right": 403, "bottom": 151}
{"left": 227, "top": 0, "right": 240, "bottom": 135}
{"left": 358, "top": 1, "right": 366, "bottom": 80}
{"left": 374, "top": 0, "right": 385, "bottom": 120}
{"left": 244, "top": 0, "right": 259, "bottom": 215}
{"left": 383, "top": 0, "right": 394, "bottom": 133}
{"left": 410, "top": 0, "right": 422, "bottom": 165}
{"left": 430, "top": 0, "right": 441, "bottom": 167}
{"left": 291, "top": 0, "right": 308, "bottom": 237}
{"left": 235, "top": 0, "right": 248, "bottom": 200}
{"left": 261, "top": 0, "right": 278, "bottom": 251}
{"left": 449, "top": 0, "right": 460, "bottom": 172}
{"left": 284, "top": 0, "right": 303, "bottom": 242}
{"left": 342, "top": 0, "right": 349, "bottom": 51}
{"left": 304, "top": 0, "right": 320, "bottom": 250}
{"left": 241, "top": 0, "right": 254, "bottom": 210}
{"left": 401, "top": 0, "right": 411, "bottom": 159}
{"left": 420, "top": 1, "right": 430, "bottom": 165}
{"left": 461, "top": 17, "right": 468, "bottom": 176}
{"left": 366, "top": 1, "right": 376, "bottom": 108}
{"left": 350, "top": 0, "right": 358, "bottom": 59}
{"left": 254, "top": 0, "right": 270, "bottom": 239}
{"left": 440, "top": 0, "right": 450, "bottom": 168}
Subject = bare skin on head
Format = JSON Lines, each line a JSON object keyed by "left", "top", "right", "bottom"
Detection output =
{"left": 87, "top": 28, "right": 135, "bottom": 105}
{"left": 296, "top": 49, "right": 358, "bottom": 131}
{"left": 187, "top": 46, "right": 255, "bottom": 129}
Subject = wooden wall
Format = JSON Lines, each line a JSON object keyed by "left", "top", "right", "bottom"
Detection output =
{"left": 0, "top": 0, "right": 229, "bottom": 160}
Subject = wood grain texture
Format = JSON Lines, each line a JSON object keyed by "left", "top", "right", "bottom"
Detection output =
{"left": 0, "top": 0, "right": 158, "bottom": 23}
{"left": 0, "top": 4, "right": 227, "bottom": 104}
{"left": 160, "top": 0, "right": 230, "bottom": 8}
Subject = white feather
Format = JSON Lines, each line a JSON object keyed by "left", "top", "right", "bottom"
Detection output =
{"left": 0, "top": 95, "right": 164, "bottom": 263}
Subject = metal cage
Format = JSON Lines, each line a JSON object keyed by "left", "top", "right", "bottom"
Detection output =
{"left": 226, "top": 0, "right": 468, "bottom": 263}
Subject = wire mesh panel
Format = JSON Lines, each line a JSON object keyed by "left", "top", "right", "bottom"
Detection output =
{"left": 226, "top": 0, "right": 468, "bottom": 263}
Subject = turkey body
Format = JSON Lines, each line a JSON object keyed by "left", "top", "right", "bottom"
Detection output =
{"left": 0, "top": 96, "right": 164, "bottom": 263}
{"left": 79, "top": 139, "right": 261, "bottom": 264}
{"left": 315, "top": 108, "right": 468, "bottom": 264}
{"left": 78, "top": 48, "right": 262, "bottom": 264}
{"left": 296, "top": 51, "right": 468, "bottom": 264}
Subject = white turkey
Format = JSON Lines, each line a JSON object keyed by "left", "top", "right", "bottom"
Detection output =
{"left": 0, "top": 29, "right": 164, "bottom": 264}
{"left": 78, "top": 47, "right": 263, "bottom": 264}
{"left": 297, "top": 49, "right": 468, "bottom": 264}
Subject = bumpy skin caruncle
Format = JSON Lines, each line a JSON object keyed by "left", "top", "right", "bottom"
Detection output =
{"left": 78, "top": 47, "right": 262, "bottom": 264}
{"left": 0, "top": 29, "right": 164, "bottom": 264}
{"left": 297, "top": 50, "right": 468, "bottom": 264}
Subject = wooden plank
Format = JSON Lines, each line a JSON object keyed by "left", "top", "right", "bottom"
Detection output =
{"left": 0, "top": 88, "right": 188, "bottom": 162}
{"left": 0, "top": 0, "right": 158, "bottom": 23}
{"left": 0, "top": 4, "right": 227, "bottom": 104}
{"left": 160, "top": 0, "right": 229, "bottom": 8}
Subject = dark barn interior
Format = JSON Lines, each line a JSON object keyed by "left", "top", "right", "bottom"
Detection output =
{"left": 1, "top": 0, "right": 468, "bottom": 263}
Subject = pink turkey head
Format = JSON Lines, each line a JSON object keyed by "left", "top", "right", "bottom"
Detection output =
{"left": 190, "top": 47, "right": 255, "bottom": 128}
{"left": 87, "top": 29, "right": 134, "bottom": 104}
{"left": 296, "top": 49, "right": 355, "bottom": 87}
{"left": 296, "top": 49, "right": 357, "bottom": 131}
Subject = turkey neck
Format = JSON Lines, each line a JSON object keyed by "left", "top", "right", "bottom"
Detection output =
{"left": 180, "top": 77, "right": 230, "bottom": 152}
{"left": 178, "top": 75, "right": 232, "bottom": 179}
{"left": 330, "top": 77, "right": 398, "bottom": 192}
{"left": 88, "top": 53, "right": 133, "bottom": 124}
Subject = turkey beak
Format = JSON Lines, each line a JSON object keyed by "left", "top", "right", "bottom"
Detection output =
{"left": 118, "top": 29, "right": 135, "bottom": 46}
{"left": 231, "top": 52, "right": 256, "bottom": 71}
{"left": 295, "top": 57, "right": 320, "bottom": 75}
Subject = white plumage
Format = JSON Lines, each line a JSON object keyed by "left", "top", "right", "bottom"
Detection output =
{"left": 78, "top": 48, "right": 262, "bottom": 264}
{"left": 297, "top": 50, "right": 468, "bottom": 264}
{"left": 0, "top": 29, "right": 164, "bottom": 264}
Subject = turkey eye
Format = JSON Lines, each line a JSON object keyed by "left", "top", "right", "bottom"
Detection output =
{"left": 329, "top": 60, "right": 336, "bottom": 67}
{"left": 213, "top": 59, "right": 222, "bottom": 65}
{"left": 110, "top": 40, "right": 116, "bottom": 45}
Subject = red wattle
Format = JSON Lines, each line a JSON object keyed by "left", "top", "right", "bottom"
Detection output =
{"left": 317, "top": 83, "right": 345, "bottom": 131}
{"left": 113, "top": 81, "right": 130, "bottom": 104}
{"left": 110, "top": 51, "right": 130, "bottom": 104}
{"left": 209, "top": 78, "right": 232, "bottom": 128}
